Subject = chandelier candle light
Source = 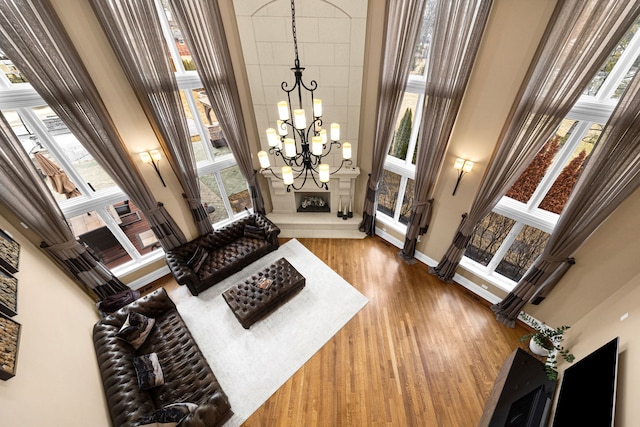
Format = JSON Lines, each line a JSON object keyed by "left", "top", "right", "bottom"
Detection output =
{"left": 257, "top": 0, "right": 352, "bottom": 192}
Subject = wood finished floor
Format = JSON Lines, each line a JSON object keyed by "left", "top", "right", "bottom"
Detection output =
{"left": 150, "top": 237, "right": 530, "bottom": 426}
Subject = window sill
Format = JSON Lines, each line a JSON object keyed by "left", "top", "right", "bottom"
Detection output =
{"left": 111, "top": 249, "right": 165, "bottom": 278}
{"left": 375, "top": 213, "right": 408, "bottom": 235}
{"left": 459, "top": 257, "right": 518, "bottom": 294}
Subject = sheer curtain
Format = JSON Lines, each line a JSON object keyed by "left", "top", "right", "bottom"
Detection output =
{"left": 0, "top": 0, "right": 186, "bottom": 251}
{"left": 492, "top": 70, "right": 640, "bottom": 326}
{"left": 359, "top": 0, "right": 428, "bottom": 235}
{"left": 90, "top": 0, "right": 213, "bottom": 236}
{"left": 167, "top": 0, "right": 266, "bottom": 214}
{"left": 399, "top": 0, "right": 493, "bottom": 261}
{"left": 0, "top": 113, "right": 128, "bottom": 301}
{"left": 431, "top": 0, "right": 640, "bottom": 282}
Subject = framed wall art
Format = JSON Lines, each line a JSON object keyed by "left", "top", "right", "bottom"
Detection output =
{"left": 0, "top": 312, "right": 20, "bottom": 380}
{"left": 0, "top": 230, "right": 19, "bottom": 274}
{"left": 0, "top": 268, "right": 17, "bottom": 317}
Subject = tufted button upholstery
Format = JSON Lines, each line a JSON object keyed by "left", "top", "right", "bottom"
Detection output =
{"left": 222, "top": 257, "right": 305, "bottom": 328}
{"left": 93, "top": 288, "right": 232, "bottom": 427}
{"left": 165, "top": 213, "right": 281, "bottom": 296}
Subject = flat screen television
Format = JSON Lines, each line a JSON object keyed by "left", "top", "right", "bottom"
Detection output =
{"left": 552, "top": 337, "right": 619, "bottom": 427}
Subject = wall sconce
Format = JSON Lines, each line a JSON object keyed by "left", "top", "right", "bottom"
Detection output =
{"left": 139, "top": 149, "right": 166, "bottom": 187}
{"left": 453, "top": 158, "right": 473, "bottom": 196}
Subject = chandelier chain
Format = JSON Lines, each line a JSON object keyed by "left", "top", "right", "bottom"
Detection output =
{"left": 290, "top": 0, "right": 300, "bottom": 66}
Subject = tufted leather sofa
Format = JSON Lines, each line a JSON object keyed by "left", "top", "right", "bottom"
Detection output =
{"left": 93, "top": 288, "right": 232, "bottom": 427}
{"left": 165, "top": 213, "right": 281, "bottom": 296}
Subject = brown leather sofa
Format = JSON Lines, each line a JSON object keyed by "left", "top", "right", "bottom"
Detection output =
{"left": 165, "top": 213, "right": 281, "bottom": 296}
{"left": 93, "top": 288, "right": 232, "bottom": 427}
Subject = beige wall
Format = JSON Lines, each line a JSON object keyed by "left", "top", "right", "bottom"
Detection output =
{"left": 554, "top": 268, "right": 640, "bottom": 426}
{"left": 0, "top": 213, "right": 109, "bottom": 426}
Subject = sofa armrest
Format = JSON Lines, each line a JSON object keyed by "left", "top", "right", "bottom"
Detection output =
{"left": 253, "top": 213, "right": 281, "bottom": 246}
{"left": 97, "top": 288, "right": 175, "bottom": 328}
{"left": 165, "top": 251, "right": 201, "bottom": 296}
{"left": 181, "top": 390, "right": 232, "bottom": 427}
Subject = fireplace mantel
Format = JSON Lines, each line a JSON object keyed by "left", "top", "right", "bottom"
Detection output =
{"left": 261, "top": 167, "right": 364, "bottom": 238}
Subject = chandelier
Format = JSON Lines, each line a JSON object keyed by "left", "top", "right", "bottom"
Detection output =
{"left": 257, "top": 0, "right": 352, "bottom": 192}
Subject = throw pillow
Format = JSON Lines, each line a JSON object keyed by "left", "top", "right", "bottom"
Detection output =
{"left": 96, "top": 289, "right": 141, "bottom": 314}
{"left": 186, "top": 246, "right": 209, "bottom": 273}
{"left": 137, "top": 402, "right": 198, "bottom": 427}
{"left": 116, "top": 311, "right": 155, "bottom": 349}
{"left": 133, "top": 352, "right": 164, "bottom": 390}
{"left": 243, "top": 224, "right": 265, "bottom": 240}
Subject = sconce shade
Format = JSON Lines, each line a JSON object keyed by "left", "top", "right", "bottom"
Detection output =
{"left": 462, "top": 161, "right": 474, "bottom": 173}
{"left": 454, "top": 158, "right": 466, "bottom": 170}
{"left": 139, "top": 151, "right": 152, "bottom": 164}
{"left": 149, "top": 149, "right": 162, "bottom": 162}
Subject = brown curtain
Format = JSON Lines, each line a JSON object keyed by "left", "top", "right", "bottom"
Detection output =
{"left": 492, "top": 68, "right": 640, "bottom": 326}
{"left": 400, "top": 0, "right": 493, "bottom": 261}
{"left": 167, "top": 0, "right": 266, "bottom": 215}
{"left": 430, "top": 0, "right": 640, "bottom": 282}
{"left": 0, "top": 0, "right": 186, "bottom": 250}
{"left": 0, "top": 113, "right": 128, "bottom": 301}
{"left": 90, "top": 0, "right": 213, "bottom": 236}
{"left": 359, "top": 0, "right": 428, "bottom": 235}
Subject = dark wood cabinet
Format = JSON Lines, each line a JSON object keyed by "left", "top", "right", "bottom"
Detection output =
{"left": 479, "top": 348, "right": 557, "bottom": 427}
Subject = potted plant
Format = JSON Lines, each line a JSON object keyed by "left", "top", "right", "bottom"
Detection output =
{"left": 519, "top": 313, "right": 575, "bottom": 381}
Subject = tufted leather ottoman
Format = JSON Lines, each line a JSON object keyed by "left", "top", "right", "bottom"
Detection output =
{"left": 222, "top": 257, "right": 305, "bottom": 329}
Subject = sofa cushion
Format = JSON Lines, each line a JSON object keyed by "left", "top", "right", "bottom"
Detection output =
{"left": 117, "top": 311, "right": 155, "bottom": 349}
{"left": 137, "top": 402, "right": 198, "bottom": 427}
{"left": 133, "top": 352, "right": 164, "bottom": 390}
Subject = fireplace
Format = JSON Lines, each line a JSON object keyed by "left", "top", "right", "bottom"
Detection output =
{"left": 261, "top": 166, "right": 363, "bottom": 238}
{"left": 296, "top": 192, "right": 330, "bottom": 213}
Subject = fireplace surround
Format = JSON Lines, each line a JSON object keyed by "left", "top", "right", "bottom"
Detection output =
{"left": 262, "top": 167, "right": 363, "bottom": 238}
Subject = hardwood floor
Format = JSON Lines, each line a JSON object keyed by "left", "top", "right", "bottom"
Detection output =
{"left": 153, "top": 236, "right": 530, "bottom": 426}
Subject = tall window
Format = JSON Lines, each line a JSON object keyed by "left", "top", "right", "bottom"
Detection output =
{"left": 0, "top": 87, "right": 164, "bottom": 272}
{"left": 461, "top": 19, "right": 640, "bottom": 291}
{"left": 377, "top": 2, "right": 435, "bottom": 228}
{"left": 156, "top": 0, "right": 251, "bottom": 220}
{"left": 0, "top": 1, "right": 251, "bottom": 278}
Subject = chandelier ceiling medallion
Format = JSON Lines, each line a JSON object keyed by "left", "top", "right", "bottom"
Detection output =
{"left": 257, "top": 0, "right": 352, "bottom": 192}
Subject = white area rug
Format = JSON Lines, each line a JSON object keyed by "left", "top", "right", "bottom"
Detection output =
{"left": 176, "top": 239, "right": 368, "bottom": 426}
